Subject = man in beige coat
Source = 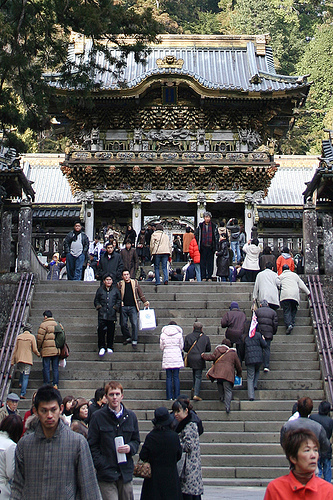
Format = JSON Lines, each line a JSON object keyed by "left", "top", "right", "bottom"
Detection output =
{"left": 37, "top": 310, "right": 62, "bottom": 388}
{"left": 150, "top": 224, "right": 172, "bottom": 285}
{"left": 11, "top": 323, "right": 40, "bottom": 399}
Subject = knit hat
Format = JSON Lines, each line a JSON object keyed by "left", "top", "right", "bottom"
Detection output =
{"left": 230, "top": 301, "right": 239, "bottom": 310}
{"left": 152, "top": 407, "right": 174, "bottom": 427}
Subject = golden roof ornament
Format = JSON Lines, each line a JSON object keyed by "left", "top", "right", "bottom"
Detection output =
{"left": 156, "top": 55, "right": 184, "bottom": 69}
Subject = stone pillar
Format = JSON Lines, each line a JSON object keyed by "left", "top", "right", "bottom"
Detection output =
{"left": 17, "top": 201, "right": 33, "bottom": 272}
{"left": 0, "top": 210, "right": 12, "bottom": 273}
{"left": 85, "top": 202, "right": 94, "bottom": 241}
{"left": 196, "top": 193, "right": 206, "bottom": 225}
{"left": 244, "top": 203, "right": 254, "bottom": 241}
{"left": 323, "top": 214, "right": 333, "bottom": 274}
{"left": 131, "top": 192, "right": 142, "bottom": 237}
{"left": 303, "top": 200, "right": 319, "bottom": 274}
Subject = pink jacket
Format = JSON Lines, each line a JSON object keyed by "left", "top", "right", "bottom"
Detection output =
{"left": 160, "top": 324, "right": 184, "bottom": 369}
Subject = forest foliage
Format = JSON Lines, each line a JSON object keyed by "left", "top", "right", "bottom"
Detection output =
{"left": 1, "top": 0, "right": 333, "bottom": 154}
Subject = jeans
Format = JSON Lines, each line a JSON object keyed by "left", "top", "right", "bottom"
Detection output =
{"left": 19, "top": 372, "right": 30, "bottom": 397}
{"left": 217, "top": 380, "right": 233, "bottom": 411}
{"left": 281, "top": 299, "right": 298, "bottom": 328}
{"left": 194, "top": 263, "right": 201, "bottom": 282}
{"left": 318, "top": 456, "right": 332, "bottom": 483}
{"left": 165, "top": 368, "right": 180, "bottom": 399}
{"left": 247, "top": 363, "right": 261, "bottom": 400}
{"left": 192, "top": 369, "right": 203, "bottom": 397}
{"left": 154, "top": 254, "right": 169, "bottom": 284}
{"left": 200, "top": 246, "right": 214, "bottom": 280}
{"left": 121, "top": 306, "right": 138, "bottom": 343}
{"left": 263, "top": 339, "right": 272, "bottom": 369}
{"left": 230, "top": 241, "right": 241, "bottom": 263}
{"left": 98, "top": 319, "right": 115, "bottom": 349}
{"left": 42, "top": 356, "right": 59, "bottom": 385}
{"left": 66, "top": 252, "right": 85, "bottom": 280}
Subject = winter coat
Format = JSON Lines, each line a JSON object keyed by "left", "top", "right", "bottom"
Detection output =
{"left": 202, "top": 345, "right": 242, "bottom": 384}
{"left": 280, "top": 417, "right": 331, "bottom": 457}
{"left": 310, "top": 413, "right": 333, "bottom": 459}
{"left": 216, "top": 239, "right": 230, "bottom": 277}
{"left": 195, "top": 221, "right": 219, "bottom": 252}
{"left": 177, "top": 420, "right": 203, "bottom": 496}
{"left": 120, "top": 247, "right": 138, "bottom": 278}
{"left": 94, "top": 284, "right": 121, "bottom": 321}
{"left": 0, "top": 430, "right": 16, "bottom": 499}
{"left": 243, "top": 330, "right": 267, "bottom": 366}
{"left": 259, "top": 254, "right": 277, "bottom": 272}
{"left": 63, "top": 230, "right": 89, "bottom": 257}
{"left": 37, "top": 317, "right": 61, "bottom": 357}
{"left": 188, "top": 238, "right": 200, "bottom": 264}
{"left": 185, "top": 263, "right": 196, "bottom": 281}
{"left": 71, "top": 419, "right": 89, "bottom": 439}
{"left": 226, "top": 223, "right": 240, "bottom": 242}
{"left": 123, "top": 228, "right": 137, "bottom": 246}
{"left": 276, "top": 253, "right": 295, "bottom": 275}
{"left": 253, "top": 269, "right": 281, "bottom": 307}
{"left": 98, "top": 251, "right": 124, "bottom": 282}
{"left": 118, "top": 279, "right": 149, "bottom": 312}
{"left": 279, "top": 270, "right": 310, "bottom": 304}
{"left": 46, "top": 261, "right": 66, "bottom": 280}
{"left": 160, "top": 325, "right": 184, "bottom": 369}
{"left": 242, "top": 243, "right": 261, "bottom": 271}
{"left": 139, "top": 427, "right": 182, "bottom": 500}
{"left": 150, "top": 231, "right": 171, "bottom": 256}
{"left": 183, "top": 232, "right": 194, "bottom": 253}
{"left": 184, "top": 329, "right": 211, "bottom": 370}
{"left": 221, "top": 308, "right": 247, "bottom": 345}
{"left": 255, "top": 305, "right": 278, "bottom": 340}
{"left": 11, "top": 331, "right": 40, "bottom": 366}
{"left": 88, "top": 404, "right": 140, "bottom": 484}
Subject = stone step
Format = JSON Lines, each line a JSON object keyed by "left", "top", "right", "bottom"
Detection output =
{"left": 201, "top": 466, "right": 287, "bottom": 479}
{"left": 200, "top": 454, "right": 286, "bottom": 467}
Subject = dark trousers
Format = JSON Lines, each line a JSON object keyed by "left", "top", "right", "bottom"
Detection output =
{"left": 120, "top": 306, "right": 138, "bottom": 343}
{"left": 281, "top": 299, "right": 298, "bottom": 327}
{"left": 182, "top": 495, "right": 202, "bottom": 500}
{"left": 98, "top": 319, "right": 115, "bottom": 349}
{"left": 263, "top": 339, "right": 272, "bottom": 369}
{"left": 200, "top": 246, "right": 214, "bottom": 280}
{"left": 217, "top": 379, "right": 233, "bottom": 411}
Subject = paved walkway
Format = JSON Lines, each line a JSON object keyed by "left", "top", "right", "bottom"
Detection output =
{"left": 133, "top": 484, "right": 266, "bottom": 499}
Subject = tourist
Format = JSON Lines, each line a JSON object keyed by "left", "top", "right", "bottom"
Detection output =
{"left": 185, "top": 260, "right": 197, "bottom": 281}
{"left": 145, "top": 270, "right": 155, "bottom": 281}
{"left": 216, "top": 231, "right": 230, "bottom": 281}
{"left": 37, "top": 310, "right": 62, "bottom": 388}
{"left": 136, "top": 228, "right": 150, "bottom": 265}
{"left": 172, "top": 235, "right": 183, "bottom": 262}
{"left": 118, "top": 268, "right": 150, "bottom": 349}
{"left": 120, "top": 240, "right": 138, "bottom": 279}
{"left": 172, "top": 397, "right": 204, "bottom": 500}
{"left": 280, "top": 397, "right": 330, "bottom": 457}
{"left": 89, "top": 234, "right": 104, "bottom": 263}
{"left": 94, "top": 274, "right": 121, "bottom": 356}
{"left": 276, "top": 246, "right": 295, "bottom": 275}
{"left": 160, "top": 321, "right": 184, "bottom": 400}
{"left": 242, "top": 320, "right": 267, "bottom": 400}
{"left": 70, "top": 397, "right": 89, "bottom": 439}
{"left": 183, "top": 226, "right": 194, "bottom": 262}
{"left": 264, "top": 428, "right": 333, "bottom": 499}
{"left": 22, "top": 392, "right": 37, "bottom": 434}
{"left": 64, "top": 221, "right": 89, "bottom": 280}
{"left": 0, "top": 394, "right": 21, "bottom": 425}
{"left": 139, "top": 407, "right": 182, "bottom": 500}
{"left": 122, "top": 224, "right": 137, "bottom": 246}
{"left": 255, "top": 300, "right": 278, "bottom": 372}
{"left": 11, "top": 323, "right": 40, "bottom": 399}
{"left": 202, "top": 338, "right": 242, "bottom": 414}
{"left": 0, "top": 414, "right": 23, "bottom": 500}
{"left": 226, "top": 218, "right": 241, "bottom": 264}
{"left": 239, "top": 224, "right": 246, "bottom": 261}
{"left": 309, "top": 401, "right": 333, "bottom": 483}
{"left": 195, "top": 211, "right": 219, "bottom": 281}
{"left": 241, "top": 238, "right": 262, "bottom": 282}
{"left": 97, "top": 240, "right": 123, "bottom": 283}
{"left": 44, "top": 252, "right": 66, "bottom": 280}
{"left": 150, "top": 224, "right": 172, "bottom": 285}
{"left": 87, "top": 387, "right": 107, "bottom": 424}
{"left": 221, "top": 301, "right": 246, "bottom": 361}
{"left": 61, "top": 394, "right": 75, "bottom": 425}
{"left": 184, "top": 322, "right": 211, "bottom": 401}
{"left": 88, "top": 381, "right": 140, "bottom": 500}
{"left": 279, "top": 264, "right": 310, "bottom": 334}
{"left": 188, "top": 236, "right": 201, "bottom": 281}
{"left": 170, "top": 267, "right": 183, "bottom": 281}
{"left": 253, "top": 262, "right": 281, "bottom": 310}
{"left": 259, "top": 246, "right": 276, "bottom": 272}
{"left": 11, "top": 385, "right": 101, "bottom": 500}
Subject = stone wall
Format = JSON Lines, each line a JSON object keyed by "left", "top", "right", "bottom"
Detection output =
{"left": 0, "top": 274, "right": 21, "bottom": 344}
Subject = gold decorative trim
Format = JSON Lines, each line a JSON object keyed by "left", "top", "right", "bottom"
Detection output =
{"left": 156, "top": 56, "right": 184, "bottom": 69}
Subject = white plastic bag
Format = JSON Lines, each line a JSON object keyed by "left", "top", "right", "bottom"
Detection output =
{"left": 138, "top": 308, "right": 156, "bottom": 330}
{"left": 84, "top": 266, "right": 95, "bottom": 281}
{"left": 59, "top": 358, "right": 67, "bottom": 368}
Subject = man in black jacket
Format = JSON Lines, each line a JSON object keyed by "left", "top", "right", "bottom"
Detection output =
{"left": 64, "top": 221, "right": 89, "bottom": 280}
{"left": 94, "top": 274, "right": 121, "bottom": 356}
{"left": 98, "top": 241, "right": 123, "bottom": 283}
{"left": 88, "top": 381, "right": 140, "bottom": 500}
{"left": 309, "top": 401, "right": 333, "bottom": 482}
{"left": 255, "top": 299, "right": 278, "bottom": 372}
{"left": 195, "top": 211, "right": 219, "bottom": 281}
{"left": 184, "top": 322, "right": 211, "bottom": 401}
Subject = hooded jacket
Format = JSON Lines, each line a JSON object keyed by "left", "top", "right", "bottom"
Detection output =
{"left": 160, "top": 324, "right": 184, "bottom": 369}
{"left": 276, "top": 253, "right": 295, "bottom": 275}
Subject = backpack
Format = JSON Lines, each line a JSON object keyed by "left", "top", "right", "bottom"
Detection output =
{"left": 54, "top": 322, "right": 66, "bottom": 349}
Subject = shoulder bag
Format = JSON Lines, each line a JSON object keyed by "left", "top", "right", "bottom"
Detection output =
{"left": 184, "top": 333, "right": 203, "bottom": 367}
{"left": 206, "top": 349, "right": 228, "bottom": 379}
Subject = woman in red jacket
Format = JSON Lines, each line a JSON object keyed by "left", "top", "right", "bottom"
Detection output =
{"left": 188, "top": 237, "right": 201, "bottom": 282}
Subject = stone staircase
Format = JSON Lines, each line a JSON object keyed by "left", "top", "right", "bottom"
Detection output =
{"left": 12, "top": 280, "right": 324, "bottom": 486}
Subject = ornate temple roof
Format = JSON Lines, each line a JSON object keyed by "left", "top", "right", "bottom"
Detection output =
{"left": 49, "top": 34, "right": 310, "bottom": 97}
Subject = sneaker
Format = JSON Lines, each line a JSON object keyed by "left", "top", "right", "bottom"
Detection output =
{"left": 286, "top": 325, "right": 293, "bottom": 335}
{"left": 107, "top": 348, "right": 113, "bottom": 354}
{"left": 193, "top": 395, "right": 202, "bottom": 401}
{"left": 264, "top": 368, "right": 270, "bottom": 373}
{"left": 99, "top": 348, "right": 106, "bottom": 356}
